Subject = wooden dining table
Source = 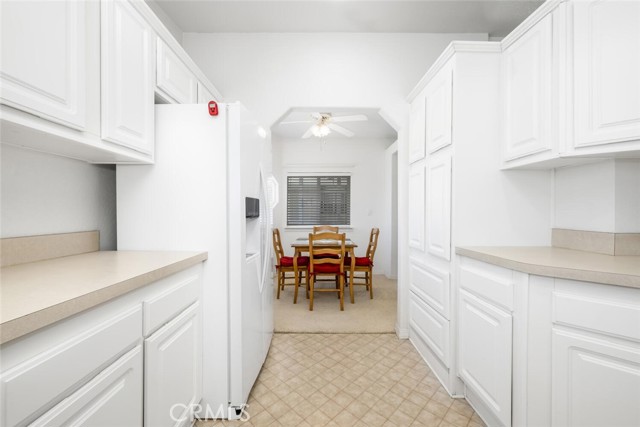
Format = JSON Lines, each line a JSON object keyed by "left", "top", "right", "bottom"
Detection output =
{"left": 291, "top": 237, "right": 358, "bottom": 304}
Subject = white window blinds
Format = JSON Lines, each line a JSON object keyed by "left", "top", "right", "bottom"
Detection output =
{"left": 287, "top": 175, "right": 351, "bottom": 226}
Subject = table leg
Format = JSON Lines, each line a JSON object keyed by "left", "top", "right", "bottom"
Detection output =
{"left": 293, "top": 249, "right": 300, "bottom": 304}
{"left": 349, "top": 247, "right": 355, "bottom": 304}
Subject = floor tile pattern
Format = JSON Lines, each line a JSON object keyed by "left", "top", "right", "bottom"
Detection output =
{"left": 197, "top": 333, "right": 485, "bottom": 427}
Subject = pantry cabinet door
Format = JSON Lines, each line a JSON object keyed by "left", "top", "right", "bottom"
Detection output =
{"left": 551, "top": 327, "right": 640, "bottom": 427}
{"left": 409, "top": 96, "right": 426, "bottom": 164}
{"left": 426, "top": 153, "right": 451, "bottom": 260}
{"left": 0, "top": 0, "right": 86, "bottom": 130}
{"left": 156, "top": 39, "right": 197, "bottom": 104}
{"left": 145, "top": 302, "right": 202, "bottom": 427}
{"left": 502, "top": 13, "right": 554, "bottom": 162}
{"left": 197, "top": 82, "right": 215, "bottom": 104}
{"left": 101, "top": 0, "right": 155, "bottom": 155}
{"left": 408, "top": 163, "right": 426, "bottom": 251}
{"left": 459, "top": 289, "right": 512, "bottom": 427}
{"left": 425, "top": 65, "right": 453, "bottom": 154}
{"left": 573, "top": 0, "right": 640, "bottom": 149}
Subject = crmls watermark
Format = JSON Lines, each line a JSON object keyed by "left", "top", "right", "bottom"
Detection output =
{"left": 169, "top": 403, "right": 251, "bottom": 422}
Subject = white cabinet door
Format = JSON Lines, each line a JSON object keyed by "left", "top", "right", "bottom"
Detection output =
{"left": 551, "top": 327, "right": 640, "bottom": 427}
{"left": 573, "top": 0, "right": 640, "bottom": 149}
{"left": 145, "top": 302, "right": 202, "bottom": 427}
{"left": 0, "top": 0, "right": 85, "bottom": 130}
{"left": 197, "top": 82, "right": 215, "bottom": 104}
{"left": 426, "top": 152, "right": 451, "bottom": 260}
{"left": 409, "top": 95, "right": 426, "bottom": 163}
{"left": 156, "top": 39, "right": 198, "bottom": 104}
{"left": 425, "top": 64, "right": 453, "bottom": 154}
{"left": 408, "top": 162, "right": 426, "bottom": 251}
{"left": 459, "top": 289, "right": 512, "bottom": 427}
{"left": 101, "top": 0, "right": 154, "bottom": 155}
{"left": 502, "top": 13, "right": 555, "bottom": 162}
{"left": 30, "top": 346, "right": 143, "bottom": 427}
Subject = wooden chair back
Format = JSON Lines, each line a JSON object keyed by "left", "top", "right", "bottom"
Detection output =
{"left": 272, "top": 228, "right": 285, "bottom": 263}
{"left": 366, "top": 228, "right": 380, "bottom": 262}
{"left": 313, "top": 225, "right": 339, "bottom": 233}
{"left": 309, "top": 232, "right": 345, "bottom": 274}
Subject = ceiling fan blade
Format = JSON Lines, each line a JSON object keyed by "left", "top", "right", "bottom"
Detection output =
{"left": 302, "top": 125, "right": 315, "bottom": 139}
{"left": 330, "top": 114, "right": 368, "bottom": 123}
{"left": 279, "top": 120, "right": 314, "bottom": 125}
{"left": 327, "top": 123, "right": 354, "bottom": 137}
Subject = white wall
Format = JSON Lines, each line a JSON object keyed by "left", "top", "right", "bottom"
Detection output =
{"left": 554, "top": 159, "right": 640, "bottom": 233}
{"left": 273, "top": 137, "right": 393, "bottom": 275}
{"left": 182, "top": 32, "right": 488, "bottom": 127}
{"left": 1, "top": 145, "right": 117, "bottom": 250}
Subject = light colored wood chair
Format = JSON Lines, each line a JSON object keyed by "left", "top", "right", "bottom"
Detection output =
{"left": 313, "top": 225, "right": 339, "bottom": 233}
{"left": 273, "top": 228, "right": 309, "bottom": 303}
{"left": 345, "top": 227, "right": 379, "bottom": 299}
{"left": 308, "top": 232, "right": 346, "bottom": 311}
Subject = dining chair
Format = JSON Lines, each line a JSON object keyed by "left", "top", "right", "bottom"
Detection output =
{"left": 345, "top": 228, "right": 379, "bottom": 299}
{"left": 312, "top": 225, "right": 339, "bottom": 233}
{"left": 308, "top": 232, "right": 346, "bottom": 311}
{"left": 272, "top": 228, "right": 309, "bottom": 303}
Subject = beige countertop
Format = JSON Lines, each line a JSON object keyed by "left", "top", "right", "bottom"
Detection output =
{"left": 456, "top": 246, "right": 640, "bottom": 289}
{"left": 0, "top": 251, "right": 208, "bottom": 344}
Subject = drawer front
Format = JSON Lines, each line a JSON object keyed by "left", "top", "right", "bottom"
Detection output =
{"left": 1, "top": 305, "right": 141, "bottom": 427}
{"left": 410, "top": 262, "right": 450, "bottom": 318}
{"left": 409, "top": 292, "right": 450, "bottom": 365}
{"left": 30, "top": 345, "right": 143, "bottom": 427}
{"left": 459, "top": 256, "right": 514, "bottom": 311}
{"left": 553, "top": 279, "right": 640, "bottom": 341}
{"left": 143, "top": 269, "right": 201, "bottom": 337}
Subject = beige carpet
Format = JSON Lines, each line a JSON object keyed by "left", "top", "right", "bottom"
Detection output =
{"left": 274, "top": 275, "right": 397, "bottom": 333}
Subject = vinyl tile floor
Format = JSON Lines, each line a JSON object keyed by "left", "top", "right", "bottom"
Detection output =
{"left": 197, "top": 333, "right": 485, "bottom": 427}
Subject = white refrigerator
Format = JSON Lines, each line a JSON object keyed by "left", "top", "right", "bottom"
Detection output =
{"left": 117, "top": 104, "right": 274, "bottom": 418}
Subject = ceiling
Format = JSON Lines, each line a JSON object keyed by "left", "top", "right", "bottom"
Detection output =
{"left": 152, "top": 0, "right": 543, "bottom": 37}
{"left": 272, "top": 108, "right": 397, "bottom": 140}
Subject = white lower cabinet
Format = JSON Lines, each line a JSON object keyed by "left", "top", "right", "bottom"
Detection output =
{"left": 145, "top": 302, "right": 202, "bottom": 427}
{"left": 30, "top": 345, "right": 143, "bottom": 427}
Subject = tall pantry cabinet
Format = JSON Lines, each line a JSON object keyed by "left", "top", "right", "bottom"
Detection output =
{"left": 406, "top": 42, "right": 552, "bottom": 395}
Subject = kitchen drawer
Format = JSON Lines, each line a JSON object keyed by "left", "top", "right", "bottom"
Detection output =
{"left": 1, "top": 305, "right": 141, "bottom": 427}
{"left": 410, "top": 262, "right": 450, "bottom": 318}
{"left": 30, "top": 345, "right": 143, "bottom": 427}
{"left": 458, "top": 256, "right": 514, "bottom": 311}
{"left": 143, "top": 267, "right": 201, "bottom": 337}
{"left": 553, "top": 279, "right": 640, "bottom": 341}
{"left": 409, "top": 291, "right": 450, "bottom": 365}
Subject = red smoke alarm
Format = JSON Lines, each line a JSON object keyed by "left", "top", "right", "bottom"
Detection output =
{"left": 208, "top": 101, "right": 218, "bottom": 116}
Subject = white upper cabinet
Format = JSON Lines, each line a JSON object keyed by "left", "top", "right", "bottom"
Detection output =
{"left": 156, "top": 39, "right": 198, "bottom": 104}
{"left": 572, "top": 0, "right": 640, "bottom": 151}
{"left": 409, "top": 95, "right": 426, "bottom": 163}
{"left": 197, "top": 82, "right": 215, "bottom": 104}
{"left": 502, "top": 13, "right": 555, "bottom": 163}
{"left": 425, "top": 64, "right": 453, "bottom": 154}
{"left": 426, "top": 152, "right": 451, "bottom": 260}
{"left": 101, "top": 0, "right": 155, "bottom": 155}
{"left": 0, "top": 1, "right": 86, "bottom": 130}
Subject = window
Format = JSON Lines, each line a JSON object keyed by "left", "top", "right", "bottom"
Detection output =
{"left": 287, "top": 175, "right": 351, "bottom": 226}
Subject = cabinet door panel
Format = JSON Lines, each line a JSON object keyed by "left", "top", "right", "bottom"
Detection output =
{"left": 145, "top": 302, "right": 202, "bottom": 427}
{"left": 552, "top": 327, "right": 640, "bottom": 427}
{"left": 426, "top": 153, "right": 451, "bottom": 260}
{"left": 197, "top": 82, "right": 215, "bottom": 104}
{"left": 101, "top": 0, "right": 154, "bottom": 154}
{"left": 408, "top": 163, "right": 426, "bottom": 251}
{"left": 156, "top": 39, "right": 197, "bottom": 104}
{"left": 30, "top": 346, "right": 143, "bottom": 427}
{"left": 409, "top": 96, "right": 426, "bottom": 163}
{"left": 410, "top": 262, "right": 450, "bottom": 318}
{"left": 425, "top": 66, "right": 453, "bottom": 154}
{"left": 573, "top": 0, "right": 640, "bottom": 147}
{"left": 459, "top": 289, "right": 512, "bottom": 427}
{"left": 409, "top": 292, "right": 450, "bottom": 365}
{"left": 0, "top": 0, "right": 85, "bottom": 129}
{"left": 502, "top": 13, "right": 554, "bottom": 161}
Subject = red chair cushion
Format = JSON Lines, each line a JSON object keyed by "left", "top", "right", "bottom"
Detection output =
{"left": 344, "top": 257, "right": 372, "bottom": 267}
{"left": 312, "top": 263, "right": 342, "bottom": 274}
{"left": 315, "top": 253, "right": 340, "bottom": 259}
{"left": 278, "top": 256, "right": 309, "bottom": 267}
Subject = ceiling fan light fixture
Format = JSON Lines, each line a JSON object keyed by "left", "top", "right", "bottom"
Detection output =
{"left": 311, "top": 123, "right": 331, "bottom": 137}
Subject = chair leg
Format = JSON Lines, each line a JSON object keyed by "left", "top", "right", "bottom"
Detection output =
{"left": 369, "top": 270, "right": 373, "bottom": 299}
{"left": 309, "top": 275, "right": 315, "bottom": 311}
{"left": 339, "top": 274, "right": 344, "bottom": 311}
{"left": 293, "top": 270, "right": 299, "bottom": 304}
{"left": 276, "top": 269, "right": 281, "bottom": 299}
{"left": 305, "top": 270, "right": 310, "bottom": 299}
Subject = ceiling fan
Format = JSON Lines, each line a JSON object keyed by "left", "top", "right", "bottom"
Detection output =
{"left": 280, "top": 113, "right": 368, "bottom": 139}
